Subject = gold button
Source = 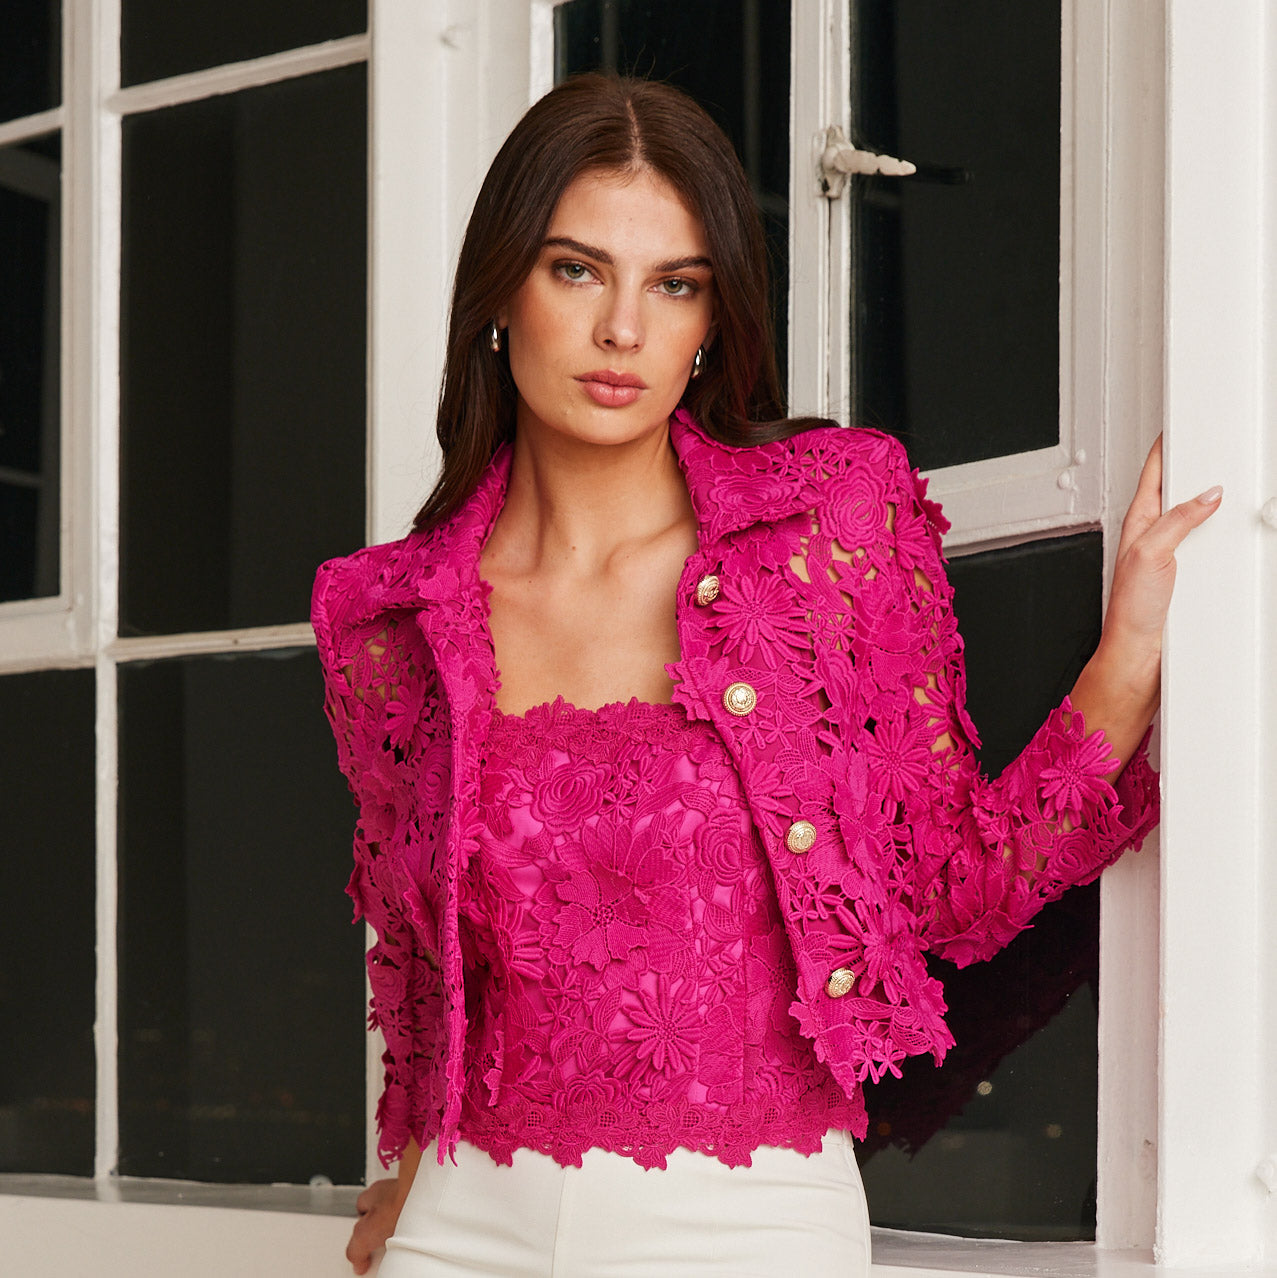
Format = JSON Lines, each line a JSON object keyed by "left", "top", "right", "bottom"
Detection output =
{"left": 825, "top": 967, "right": 856, "bottom": 999}
{"left": 695, "top": 574, "right": 721, "bottom": 606}
{"left": 722, "top": 681, "right": 757, "bottom": 716}
{"left": 785, "top": 820, "right": 817, "bottom": 854}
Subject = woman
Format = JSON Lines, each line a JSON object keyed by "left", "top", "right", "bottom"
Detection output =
{"left": 312, "top": 75, "right": 1219, "bottom": 1276}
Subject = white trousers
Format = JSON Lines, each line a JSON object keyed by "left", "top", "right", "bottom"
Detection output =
{"left": 377, "top": 1132, "right": 871, "bottom": 1277}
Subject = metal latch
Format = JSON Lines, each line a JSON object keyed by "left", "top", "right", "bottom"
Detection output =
{"left": 819, "top": 125, "right": 916, "bottom": 199}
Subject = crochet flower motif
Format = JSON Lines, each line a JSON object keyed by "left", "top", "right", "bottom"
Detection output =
{"left": 542, "top": 861, "right": 652, "bottom": 972}
{"left": 1040, "top": 729, "right": 1119, "bottom": 823}
{"left": 705, "top": 574, "right": 810, "bottom": 661}
{"left": 860, "top": 717, "right": 935, "bottom": 805}
{"left": 528, "top": 757, "right": 610, "bottom": 833}
{"left": 622, "top": 977, "right": 701, "bottom": 1078}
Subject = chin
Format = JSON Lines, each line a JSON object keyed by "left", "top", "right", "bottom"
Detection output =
{"left": 523, "top": 399, "right": 679, "bottom": 449}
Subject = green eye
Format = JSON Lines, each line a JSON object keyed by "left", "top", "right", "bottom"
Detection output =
{"left": 561, "top": 262, "right": 588, "bottom": 280}
{"left": 662, "top": 278, "right": 693, "bottom": 296}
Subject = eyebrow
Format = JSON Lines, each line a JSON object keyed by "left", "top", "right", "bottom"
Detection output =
{"left": 542, "top": 235, "right": 713, "bottom": 274}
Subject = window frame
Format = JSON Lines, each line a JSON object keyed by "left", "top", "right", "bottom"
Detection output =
{"left": 0, "top": 86, "right": 89, "bottom": 666}
{"left": 1, "top": 0, "right": 372, "bottom": 1193}
{"left": 792, "top": 1, "right": 1107, "bottom": 555}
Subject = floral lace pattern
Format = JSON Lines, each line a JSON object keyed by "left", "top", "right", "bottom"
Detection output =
{"left": 456, "top": 698, "right": 863, "bottom": 1169}
{"left": 311, "top": 411, "right": 1159, "bottom": 1168}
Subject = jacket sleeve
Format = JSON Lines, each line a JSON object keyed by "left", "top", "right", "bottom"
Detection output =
{"left": 863, "top": 439, "right": 1159, "bottom": 966}
{"left": 311, "top": 558, "right": 447, "bottom": 1166}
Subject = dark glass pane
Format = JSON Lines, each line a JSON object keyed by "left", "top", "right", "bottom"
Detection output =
{"left": 0, "top": 667, "right": 96, "bottom": 1175}
{"left": 859, "top": 532, "right": 1104, "bottom": 1240}
{"left": 0, "top": 131, "right": 61, "bottom": 602}
{"left": 0, "top": 2, "right": 61, "bottom": 121}
{"left": 119, "top": 66, "right": 366, "bottom": 636}
{"left": 555, "top": 0, "right": 792, "bottom": 389}
{"left": 121, "top": 0, "right": 366, "bottom": 87}
{"left": 118, "top": 648, "right": 365, "bottom": 1183}
{"left": 849, "top": 1, "right": 1061, "bottom": 470}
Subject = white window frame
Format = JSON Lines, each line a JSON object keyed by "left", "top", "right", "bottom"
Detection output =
{"left": 5, "top": 2, "right": 1273, "bottom": 1274}
{"left": 2, "top": 0, "right": 376, "bottom": 1268}
{"left": 790, "top": 1, "right": 1107, "bottom": 554}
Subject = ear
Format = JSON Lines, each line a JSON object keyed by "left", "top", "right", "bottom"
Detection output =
{"left": 496, "top": 306, "right": 509, "bottom": 329}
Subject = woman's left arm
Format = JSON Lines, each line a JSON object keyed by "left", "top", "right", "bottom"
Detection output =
{"left": 1066, "top": 436, "right": 1220, "bottom": 774}
{"left": 869, "top": 431, "right": 1220, "bottom": 967}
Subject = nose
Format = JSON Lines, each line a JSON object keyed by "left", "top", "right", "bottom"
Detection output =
{"left": 594, "top": 283, "right": 643, "bottom": 352}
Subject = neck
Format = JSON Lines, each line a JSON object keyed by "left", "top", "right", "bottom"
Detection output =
{"left": 486, "top": 418, "right": 695, "bottom": 576}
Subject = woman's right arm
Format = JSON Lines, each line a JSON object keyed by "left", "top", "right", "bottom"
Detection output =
{"left": 347, "top": 1138, "right": 423, "bottom": 1275}
{"left": 312, "top": 563, "right": 444, "bottom": 1270}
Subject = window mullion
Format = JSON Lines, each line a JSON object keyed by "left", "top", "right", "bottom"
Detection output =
{"left": 787, "top": 0, "right": 842, "bottom": 417}
{"left": 1091, "top": 0, "right": 1167, "bottom": 1253}
{"left": 65, "top": 0, "right": 125, "bottom": 1182}
{"left": 106, "top": 34, "right": 368, "bottom": 117}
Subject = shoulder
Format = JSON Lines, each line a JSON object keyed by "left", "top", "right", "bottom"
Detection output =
{"left": 784, "top": 422, "right": 913, "bottom": 489}
{"left": 676, "top": 411, "right": 925, "bottom": 538}
{"left": 774, "top": 423, "right": 950, "bottom": 557}
{"left": 311, "top": 531, "right": 440, "bottom": 647}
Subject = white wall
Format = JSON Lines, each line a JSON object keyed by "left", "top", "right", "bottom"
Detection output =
{"left": 1158, "top": 0, "right": 1277, "bottom": 1267}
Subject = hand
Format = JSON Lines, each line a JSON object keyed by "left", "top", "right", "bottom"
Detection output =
{"left": 1101, "top": 435, "right": 1221, "bottom": 670}
{"left": 347, "top": 1176, "right": 403, "bottom": 1275}
{"left": 1069, "top": 436, "right": 1220, "bottom": 771}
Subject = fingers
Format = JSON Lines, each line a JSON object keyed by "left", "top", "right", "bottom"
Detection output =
{"left": 1116, "top": 436, "right": 1165, "bottom": 555}
{"left": 346, "top": 1233, "right": 372, "bottom": 1274}
{"left": 346, "top": 1220, "right": 378, "bottom": 1275}
{"left": 348, "top": 1187, "right": 400, "bottom": 1275}
{"left": 1117, "top": 435, "right": 1223, "bottom": 561}
{"left": 1141, "top": 485, "right": 1223, "bottom": 561}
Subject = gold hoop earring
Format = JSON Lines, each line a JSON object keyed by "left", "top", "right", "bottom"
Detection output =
{"left": 691, "top": 346, "right": 704, "bottom": 379}
{"left": 489, "top": 322, "right": 502, "bottom": 353}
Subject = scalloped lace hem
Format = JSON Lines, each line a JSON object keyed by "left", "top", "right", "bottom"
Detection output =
{"left": 457, "top": 1093, "right": 867, "bottom": 1171}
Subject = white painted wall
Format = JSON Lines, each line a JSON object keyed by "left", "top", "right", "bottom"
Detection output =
{"left": 1158, "top": 0, "right": 1276, "bottom": 1268}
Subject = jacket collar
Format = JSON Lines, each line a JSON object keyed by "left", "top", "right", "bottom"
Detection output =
{"left": 346, "top": 408, "right": 822, "bottom": 628}
{"left": 668, "top": 408, "right": 823, "bottom": 542}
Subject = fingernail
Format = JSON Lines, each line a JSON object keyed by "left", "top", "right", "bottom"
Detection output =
{"left": 1196, "top": 485, "right": 1223, "bottom": 504}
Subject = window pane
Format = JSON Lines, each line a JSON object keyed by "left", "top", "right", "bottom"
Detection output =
{"left": 0, "top": 667, "right": 95, "bottom": 1176}
{"left": 0, "top": 132, "right": 60, "bottom": 603}
{"left": 0, "top": 1, "right": 61, "bottom": 121}
{"left": 120, "top": 0, "right": 367, "bottom": 87}
{"left": 859, "top": 532, "right": 1104, "bottom": 1240}
{"left": 118, "top": 649, "right": 365, "bottom": 1184}
{"left": 849, "top": 0, "right": 1061, "bottom": 470}
{"left": 119, "top": 66, "right": 366, "bottom": 636}
{"left": 555, "top": 0, "right": 792, "bottom": 385}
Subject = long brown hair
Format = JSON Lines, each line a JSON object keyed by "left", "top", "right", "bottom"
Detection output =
{"left": 414, "top": 74, "right": 827, "bottom": 531}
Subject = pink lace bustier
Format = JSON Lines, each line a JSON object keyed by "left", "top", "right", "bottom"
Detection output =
{"left": 456, "top": 696, "right": 863, "bottom": 1169}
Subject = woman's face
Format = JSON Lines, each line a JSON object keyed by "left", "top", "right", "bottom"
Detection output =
{"left": 499, "top": 166, "right": 715, "bottom": 450}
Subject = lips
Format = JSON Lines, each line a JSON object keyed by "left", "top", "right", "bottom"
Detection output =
{"left": 577, "top": 369, "right": 647, "bottom": 408}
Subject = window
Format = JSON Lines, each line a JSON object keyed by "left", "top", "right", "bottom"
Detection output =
{"left": 1, "top": 0, "right": 370, "bottom": 1191}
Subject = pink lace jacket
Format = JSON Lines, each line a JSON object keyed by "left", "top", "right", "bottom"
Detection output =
{"left": 311, "top": 410, "right": 1159, "bottom": 1168}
